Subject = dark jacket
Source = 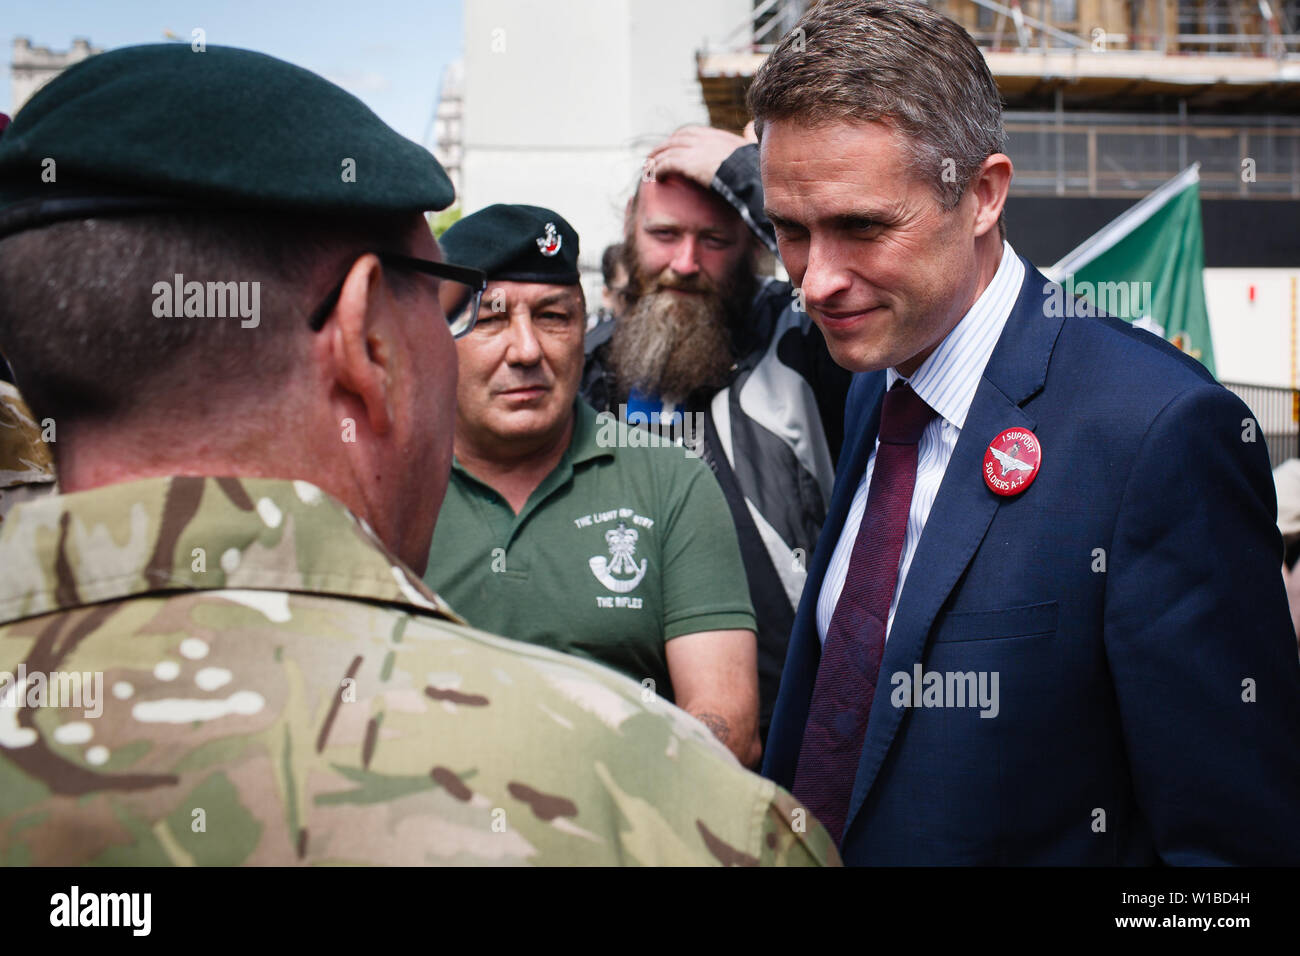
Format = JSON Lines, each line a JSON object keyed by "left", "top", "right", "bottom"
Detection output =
{"left": 764, "top": 259, "right": 1300, "bottom": 864}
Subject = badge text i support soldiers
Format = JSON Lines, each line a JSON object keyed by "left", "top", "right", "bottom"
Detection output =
{"left": 984, "top": 428, "right": 1042, "bottom": 496}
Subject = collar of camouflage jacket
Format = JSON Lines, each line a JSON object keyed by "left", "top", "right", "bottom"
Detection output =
{"left": 0, "top": 475, "right": 463, "bottom": 626}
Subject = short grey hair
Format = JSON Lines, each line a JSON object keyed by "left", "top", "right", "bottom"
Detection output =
{"left": 747, "top": 0, "right": 1006, "bottom": 215}
{"left": 0, "top": 212, "right": 413, "bottom": 429}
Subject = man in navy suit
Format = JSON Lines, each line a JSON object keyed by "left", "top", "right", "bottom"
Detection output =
{"left": 752, "top": 0, "right": 1300, "bottom": 864}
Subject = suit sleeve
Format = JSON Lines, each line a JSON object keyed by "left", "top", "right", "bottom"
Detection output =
{"left": 1105, "top": 383, "right": 1300, "bottom": 864}
{"left": 713, "top": 143, "right": 778, "bottom": 257}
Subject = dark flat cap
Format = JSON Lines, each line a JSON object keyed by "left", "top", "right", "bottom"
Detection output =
{"left": 0, "top": 43, "right": 453, "bottom": 238}
{"left": 440, "top": 204, "right": 580, "bottom": 285}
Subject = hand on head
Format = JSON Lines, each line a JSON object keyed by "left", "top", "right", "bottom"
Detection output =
{"left": 645, "top": 125, "right": 751, "bottom": 191}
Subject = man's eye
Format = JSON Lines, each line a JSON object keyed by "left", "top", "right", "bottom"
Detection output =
{"left": 648, "top": 229, "right": 676, "bottom": 241}
{"left": 702, "top": 236, "right": 734, "bottom": 250}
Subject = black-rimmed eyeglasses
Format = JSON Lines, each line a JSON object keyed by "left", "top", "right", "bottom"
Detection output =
{"left": 306, "top": 252, "right": 487, "bottom": 339}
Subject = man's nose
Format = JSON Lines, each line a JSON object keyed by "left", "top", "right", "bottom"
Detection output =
{"left": 799, "top": 236, "right": 853, "bottom": 308}
{"left": 505, "top": 314, "right": 543, "bottom": 366}
{"left": 668, "top": 235, "right": 700, "bottom": 277}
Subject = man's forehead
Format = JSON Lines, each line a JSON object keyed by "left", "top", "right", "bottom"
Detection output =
{"left": 759, "top": 114, "right": 907, "bottom": 150}
{"left": 638, "top": 176, "right": 739, "bottom": 230}
{"left": 484, "top": 279, "right": 583, "bottom": 306}
{"left": 759, "top": 118, "right": 928, "bottom": 216}
{"left": 759, "top": 116, "right": 914, "bottom": 184}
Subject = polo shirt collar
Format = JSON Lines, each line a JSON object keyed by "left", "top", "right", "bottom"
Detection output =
{"left": 569, "top": 399, "right": 616, "bottom": 465}
{"left": 450, "top": 399, "right": 614, "bottom": 480}
{"left": 448, "top": 401, "right": 615, "bottom": 536}
{"left": 886, "top": 239, "right": 1025, "bottom": 430}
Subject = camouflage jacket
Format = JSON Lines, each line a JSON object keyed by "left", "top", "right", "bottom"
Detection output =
{"left": 0, "top": 381, "right": 56, "bottom": 525}
{"left": 0, "top": 476, "right": 838, "bottom": 866}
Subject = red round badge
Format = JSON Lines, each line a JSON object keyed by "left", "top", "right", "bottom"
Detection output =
{"left": 983, "top": 428, "right": 1042, "bottom": 497}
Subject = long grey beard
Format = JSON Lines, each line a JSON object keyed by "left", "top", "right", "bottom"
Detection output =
{"left": 608, "top": 289, "right": 734, "bottom": 404}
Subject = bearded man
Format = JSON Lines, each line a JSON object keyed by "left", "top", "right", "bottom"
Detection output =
{"left": 583, "top": 134, "right": 852, "bottom": 744}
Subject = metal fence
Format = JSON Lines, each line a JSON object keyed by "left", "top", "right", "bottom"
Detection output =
{"left": 1006, "top": 112, "right": 1300, "bottom": 199}
{"left": 1223, "top": 381, "right": 1299, "bottom": 468}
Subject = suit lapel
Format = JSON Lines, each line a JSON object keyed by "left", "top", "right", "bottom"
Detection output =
{"left": 822, "top": 376, "right": 887, "bottom": 581}
{"left": 840, "top": 259, "right": 1066, "bottom": 838}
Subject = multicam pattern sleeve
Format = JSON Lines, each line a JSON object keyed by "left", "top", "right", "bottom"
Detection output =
{"left": 0, "top": 476, "right": 838, "bottom": 866}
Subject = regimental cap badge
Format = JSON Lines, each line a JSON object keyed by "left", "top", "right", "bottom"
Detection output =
{"left": 983, "top": 427, "right": 1042, "bottom": 497}
{"left": 536, "top": 221, "right": 561, "bottom": 257}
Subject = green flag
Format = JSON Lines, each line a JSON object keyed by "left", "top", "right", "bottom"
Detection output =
{"left": 1044, "top": 164, "right": 1215, "bottom": 376}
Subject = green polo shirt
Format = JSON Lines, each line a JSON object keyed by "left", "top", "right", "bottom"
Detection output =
{"left": 425, "top": 401, "right": 755, "bottom": 701}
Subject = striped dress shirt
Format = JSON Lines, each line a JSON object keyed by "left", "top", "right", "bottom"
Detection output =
{"left": 816, "top": 242, "right": 1026, "bottom": 644}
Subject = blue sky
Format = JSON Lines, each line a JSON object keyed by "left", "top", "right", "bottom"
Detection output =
{"left": 1, "top": 0, "right": 463, "bottom": 145}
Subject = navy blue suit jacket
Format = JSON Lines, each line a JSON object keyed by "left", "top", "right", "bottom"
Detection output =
{"left": 763, "top": 258, "right": 1300, "bottom": 865}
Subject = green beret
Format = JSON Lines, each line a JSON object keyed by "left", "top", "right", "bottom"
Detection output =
{"left": 440, "top": 204, "right": 580, "bottom": 285}
{"left": 0, "top": 43, "right": 453, "bottom": 238}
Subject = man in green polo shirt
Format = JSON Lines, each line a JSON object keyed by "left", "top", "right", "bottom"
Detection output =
{"left": 426, "top": 205, "right": 762, "bottom": 767}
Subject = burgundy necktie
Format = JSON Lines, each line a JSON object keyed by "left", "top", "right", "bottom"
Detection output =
{"left": 793, "top": 381, "right": 937, "bottom": 844}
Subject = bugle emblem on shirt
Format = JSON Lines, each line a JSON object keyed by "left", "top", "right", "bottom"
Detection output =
{"left": 589, "top": 522, "right": 648, "bottom": 593}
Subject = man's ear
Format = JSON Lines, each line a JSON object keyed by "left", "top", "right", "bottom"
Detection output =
{"left": 323, "top": 253, "right": 395, "bottom": 437}
{"left": 970, "top": 153, "right": 1014, "bottom": 240}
